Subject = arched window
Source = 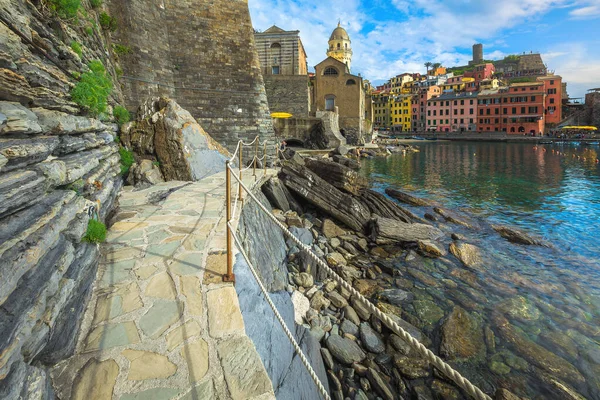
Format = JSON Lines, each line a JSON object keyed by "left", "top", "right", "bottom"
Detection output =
{"left": 346, "top": 79, "right": 356, "bottom": 85}
{"left": 337, "top": 43, "right": 341, "bottom": 49}
{"left": 510, "top": 127, "right": 516, "bottom": 133}
{"left": 270, "top": 43, "right": 281, "bottom": 49}
{"left": 324, "top": 67, "right": 339, "bottom": 76}
{"left": 325, "top": 95, "right": 336, "bottom": 111}
{"left": 345, "top": 43, "right": 348, "bottom": 49}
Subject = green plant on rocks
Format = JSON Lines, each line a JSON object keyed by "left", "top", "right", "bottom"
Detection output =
{"left": 83, "top": 219, "right": 107, "bottom": 243}
{"left": 113, "top": 44, "right": 131, "bottom": 55}
{"left": 113, "top": 105, "right": 130, "bottom": 125}
{"left": 49, "top": 0, "right": 81, "bottom": 19}
{"left": 119, "top": 146, "right": 135, "bottom": 176}
{"left": 90, "top": 0, "right": 102, "bottom": 8}
{"left": 66, "top": 179, "right": 85, "bottom": 195}
{"left": 71, "top": 60, "right": 112, "bottom": 116}
{"left": 99, "top": 12, "right": 117, "bottom": 31}
{"left": 70, "top": 40, "right": 83, "bottom": 57}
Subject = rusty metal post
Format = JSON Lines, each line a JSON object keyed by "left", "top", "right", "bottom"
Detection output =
{"left": 224, "top": 161, "right": 235, "bottom": 283}
{"left": 238, "top": 142, "right": 243, "bottom": 201}
{"left": 263, "top": 142, "right": 267, "bottom": 176}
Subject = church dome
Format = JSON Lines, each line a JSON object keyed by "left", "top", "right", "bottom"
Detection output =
{"left": 329, "top": 23, "right": 350, "bottom": 42}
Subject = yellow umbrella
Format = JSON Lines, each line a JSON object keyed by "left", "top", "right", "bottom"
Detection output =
{"left": 271, "top": 112, "right": 293, "bottom": 119}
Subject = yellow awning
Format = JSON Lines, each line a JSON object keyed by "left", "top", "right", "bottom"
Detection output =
{"left": 562, "top": 126, "right": 598, "bottom": 130}
{"left": 271, "top": 112, "right": 293, "bottom": 119}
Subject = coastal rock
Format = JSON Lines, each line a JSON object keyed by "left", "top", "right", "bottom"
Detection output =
{"left": 293, "top": 272, "right": 314, "bottom": 288}
{"left": 433, "top": 207, "right": 476, "bottom": 229}
{"left": 360, "top": 322, "right": 385, "bottom": 353}
{"left": 440, "top": 306, "right": 485, "bottom": 361}
{"left": 340, "top": 320, "right": 359, "bottom": 337}
{"left": 332, "top": 154, "right": 359, "bottom": 169}
{"left": 262, "top": 177, "right": 291, "bottom": 212}
{"left": 496, "top": 296, "right": 541, "bottom": 322}
{"left": 377, "top": 289, "right": 414, "bottom": 306}
{"left": 449, "top": 242, "right": 483, "bottom": 270}
{"left": 493, "top": 313, "right": 584, "bottom": 384}
{"left": 353, "top": 280, "right": 379, "bottom": 297}
{"left": 413, "top": 299, "right": 445, "bottom": 327}
{"left": 310, "top": 291, "right": 331, "bottom": 312}
{"left": 327, "top": 291, "right": 348, "bottom": 309}
{"left": 352, "top": 298, "right": 372, "bottom": 321}
{"left": 325, "top": 334, "right": 366, "bottom": 365}
{"left": 417, "top": 240, "right": 447, "bottom": 257}
{"left": 343, "top": 306, "right": 361, "bottom": 326}
{"left": 322, "top": 219, "right": 346, "bottom": 238}
{"left": 127, "top": 160, "right": 164, "bottom": 188}
{"left": 358, "top": 189, "right": 411, "bottom": 223}
{"left": 0, "top": 102, "right": 42, "bottom": 135}
{"left": 492, "top": 224, "right": 544, "bottom": 246}
{"left": 385, "top": 187, "right": 434, "bottom": 207}
{"left": 304, "top": 158, "right": 367, "bottom": 196}
{"left": 393, "top": 355, "right": 430, "bottom": 379}
{"left": 33, "top": 108, "right": 105, "bottom": 135}
{"left": 287, "top": 226, "right": 313, "bottom": 247}
{"left": 326, "top": 252, "right": 346, "bottom": 268}
{"left": 366, "top": 368, "right": 394, "bottom": 400}
{"left": 368, "top": 216, "right": 444, "bottom": 245}
{"left": 333, "top": 145, "right": 349, "bottom": 156}
{"left": 495, "top": 388, "right": 523, "bottom": 400}
{"left": 291, "top": 291, "right": 310, "bottom": 325}
{"left": 0, "top": 136, "right": 58, "bottom": 172}
{"left": 285, "top": 212, "right": 304, "bottom": 228}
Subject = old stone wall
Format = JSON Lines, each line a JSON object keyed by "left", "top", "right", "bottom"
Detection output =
{"left": 107, "top": 0, "right": 276, "bottom": 153}
{"left": 0, "top": 1, "right": 122, "bottom": 397}
{"left": 585, "top": 91, "right": 600, "bottom": 128}
{"left": 264, "top": 75, "right": 310, "bottom": 117}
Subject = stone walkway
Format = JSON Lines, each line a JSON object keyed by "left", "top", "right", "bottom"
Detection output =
{"left": 51, "top": 171, "right": 276, "bottom": 400}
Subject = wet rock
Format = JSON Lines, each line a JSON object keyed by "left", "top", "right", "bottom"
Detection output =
{"left": 353, "top": 280, "right": 379, "bottom": 297}
{"left": 494, "top": 388, "right": 523, "bottom": 400}
{"left": 490, "top": 359, "right": 511, "bottom": 375}
{"left": 326, "top": 252, "right": 346, "bottom": 267}
{"left": 418, "top": 240, "right": 447, "bottom": 257}
{"left": 431, "top": 379, "right": 461, "bottom": 400}
{"left": 369, "top": 216, "right": 444, "bottom": 245}
{"left": 413, "top": 299, "right": 445, "bottom": 327}
{"left": 440, "top": 306, "right": 485, "bottom": 361}
{"left": 385, "top": 187, "right": 434, "bottom": 207}
{"left": 366, "top": 368, "right": 394, "bottom": 400}
{"left": 496, "top": 296, "right": 540, "bottom": 322}
{"left": 377, "top": 288, "right": 414, "bottom": 306}
{"left": 325, "top": 334, "right": 366, "bottom": 365}
{"left": 343, "top": 306, "right": 361, "bottom": 326}
{"left": 377, "top": 302, "right": 424, "bottom": 342}
{"left": 333, "top": 144, "right": 349, "bottom": 156}
{"left": 449, "top": 242, "right": 483, "bottom": 270}
{"left": 304, "top": 158, "right": 367, "bottom": 196}
{"left": 352, "top": 297, "right": 372, "bottom": 321}
{"left": 370, "top": 246, "right": 390, "bottom": 258}
{"left": 484, "top": 326, "right": 496, "bottom": 353}
{"left": 389, "top": 334, "right": 412, "bottom": 356}
{"left": 492, "top": 224, "right": 544, "bottom": 246}
{"left": 327, "top": 291, "right": 348, "bottom": 309}
{"left": 321, "top": 348, "right": 334, "bottom": 370}
{"left": 393, "top": 355, "right": 430, "bottom": 379}
{"left": 360, "top": 322, "right": 385, "bottom": 353}
{"left": 540, "top": 331, "right": 579, "bottom": 359}
{"left": 434, "top": 207, "right": 475, "bottom": 229}
{"left": 537, "top": 370, "right": 588, "bottom": 400}
{"left": 493, "top": 313, "right": 584, "bottom": 384}
{"left": 407, "top": 269, "right": 441, "bottom": 288}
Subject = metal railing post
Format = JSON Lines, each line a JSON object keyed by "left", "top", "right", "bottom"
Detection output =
{"left": 263, "top": 142, "right": 267, "bottom": 176}
{"left": 224, "top": 161, "right": 235, "bottom": 283}
{"left": 253, "top": 136, "right": 258, "bottom": 181}
{"left": 238, "top": 142, "right": 243, "bottom": 201}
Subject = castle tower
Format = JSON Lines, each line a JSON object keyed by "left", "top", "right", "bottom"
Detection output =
{"left": 327, "top": 22, "right": 353, "bottom": 71}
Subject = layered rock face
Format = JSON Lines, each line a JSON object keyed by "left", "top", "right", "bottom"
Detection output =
{"left": 0, "top": 2, "right": 122, "bottom": 397}
{"left": 121, "top": 98, "right": 230, "bottom": 182}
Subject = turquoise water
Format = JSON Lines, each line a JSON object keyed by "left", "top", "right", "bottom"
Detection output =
{"left": 360, "top": 141, "right": 600, "bottom": 398}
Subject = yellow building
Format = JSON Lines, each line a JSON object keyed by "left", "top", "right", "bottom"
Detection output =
{"left": 391, "top": 94, "right": 412, "bottom": 132}
{"left": 372, "top": 91, "right": 392, "bottom": 129}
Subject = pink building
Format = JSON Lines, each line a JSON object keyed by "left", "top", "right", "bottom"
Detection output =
{"left": 464, "top": 63, "right": 495, "bottom": 86}
{"left": 413, "top": 86, "right": 441, "bottom": 131}
{"left": 426, "top": 91, "right": 479, "bottom": 132}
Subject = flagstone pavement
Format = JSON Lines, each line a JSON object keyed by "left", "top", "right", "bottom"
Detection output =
{"left": 51, "top": 171, "right": 276, "bottom": 400}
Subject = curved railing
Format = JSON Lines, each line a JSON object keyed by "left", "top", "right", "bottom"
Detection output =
{"left": 223, "top": 136, "right": 492, "bottom": 400}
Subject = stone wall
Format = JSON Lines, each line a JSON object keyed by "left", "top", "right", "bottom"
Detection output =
{"left": 585, "top": 91, "right": 600, "bottom": 128}
{"left": 107, "top": 0, "right": 276, "bottom": 153}
{"left": 0, "top": 1, "right": 122, "bottom": 397}
{"left": 264, "top": 75, "right": 310, "bottom": 117}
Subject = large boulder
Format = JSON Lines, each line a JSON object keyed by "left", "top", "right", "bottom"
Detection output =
{"left": 126, "top": 160, "right": 165, "bottom": 188}
{"left": 439, "top": 306, "right": 485, "bottom": 361}
{"left": 121, "top": 98, "right": 229, "bottom": 181}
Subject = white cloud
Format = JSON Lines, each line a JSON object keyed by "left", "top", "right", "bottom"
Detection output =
{"left": 248, "top": 0, "right": 600, "bottom": 94}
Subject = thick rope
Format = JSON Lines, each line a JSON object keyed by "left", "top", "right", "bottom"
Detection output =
{"left": 227, "top": 165, "right": 492, "bottom": 400}
{"left": 228, "top": 222, "right": 331, "bottom": 400}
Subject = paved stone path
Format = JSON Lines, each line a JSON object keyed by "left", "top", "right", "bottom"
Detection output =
{"left": 51, "top": 171, "right": 276, "bottom": 400}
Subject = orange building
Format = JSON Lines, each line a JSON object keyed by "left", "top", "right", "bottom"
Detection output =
{"left": 538, "top": 75, "right": 563, "bottom": 126}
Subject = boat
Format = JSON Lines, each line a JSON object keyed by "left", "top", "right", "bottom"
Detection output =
{"left": 538, "top": 140, "right": 553, "bottom": 144}
{"left": 411, "top": 136, "right": 426, "bottom": 140}
{"left": 425, "top": 137, "right": 438, "bottom": 141}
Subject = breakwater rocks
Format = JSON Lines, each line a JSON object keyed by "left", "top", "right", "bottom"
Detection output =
{"left": 259, "top": 151, "right": 599, "bottom": 399}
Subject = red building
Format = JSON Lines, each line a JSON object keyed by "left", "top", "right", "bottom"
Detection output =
{"left": 413, "top": 86, "right": 441, "bottom": 131}
{"left": 538, "top": 75, "right": 563, "bottom": 126}
{"left": 465, "top": 63, "right": 495, "bottom": 86}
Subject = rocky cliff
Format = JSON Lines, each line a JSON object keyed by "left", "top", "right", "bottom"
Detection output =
{"left": 0, "top": 0, "right": 123, "bottom": 396}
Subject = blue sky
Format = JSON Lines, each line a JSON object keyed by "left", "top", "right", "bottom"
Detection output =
{"left": 249, "top": 0, "right": 600, "bottom": 99}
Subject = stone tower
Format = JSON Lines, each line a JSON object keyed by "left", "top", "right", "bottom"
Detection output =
{"left": 327, "top": 22, "right": 353, "bottom": 71}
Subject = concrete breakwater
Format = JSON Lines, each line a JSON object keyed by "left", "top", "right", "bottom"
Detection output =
{"left": 241, "top": 148, "right": 598, "bottom": 400}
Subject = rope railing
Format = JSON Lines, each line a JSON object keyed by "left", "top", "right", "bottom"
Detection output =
{"left": 224, "top": 155, "right": 493, "bottom": 400}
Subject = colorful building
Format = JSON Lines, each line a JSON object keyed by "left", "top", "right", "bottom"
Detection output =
{"left": 426, "top": 91, "right": 478, "bottom": 132}
{"left": 414, "top": 86, "right": 441, "bottom": 131}
{"left": 372, "top": 90, "right": 392, "bottom": 129}
{"left": 391, "top": 94, "right": 412, "bottom": 131}
{"left": 538, "top": 75, "right": 563, "bottom": 126}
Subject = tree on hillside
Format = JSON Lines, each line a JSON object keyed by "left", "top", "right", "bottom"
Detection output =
{"left": 432, "top": 62, "right": 442, "bottom": 69}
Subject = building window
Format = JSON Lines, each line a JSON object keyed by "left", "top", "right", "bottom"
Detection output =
{"left": 324, "top": 67, "right": 339, "bottom": 76}
{"left": 512, "top": 107, "right": 517, "bottom": 114}
{"left": 337, "top": 43, "right": 341, "bottom": 49}
{"left": 470, "top": 100, "right": 474, "bottom": 105}
{"left": 503, "top": 108, "right": 507, "bottom": 114}
{"left": 479, "top": 109, "right": 484, "bottom": 115}
{"left": 346, "top": 79, "right": 356, "bottom": 85}
{"left": 470, "top": 108, "right": 474, "bottom": 115}
{"left": 486, "top": 109, "right": 490, "bottom": 115}
{"left": 550, "top": 98, "right": 555, "bottom": 104}
{"left": 521, "top": 107, "right": 526, "bottom": 113}
{"left": 460, "top": 109, "right": 464, "bottom": 115}
{"left": 271, "top": 66, "right": 280, "bottom": 75}
{"left": 550, "top": 80, "right": 554, "bottom": 85}
{"left": 495, "top": 108, "right": 499, "bottom": 115}
{"left": 270, "top": 43, "right": 281, "bottom": 49}
{"left": 325, "top": 95, "right": 336, "bottom": 111}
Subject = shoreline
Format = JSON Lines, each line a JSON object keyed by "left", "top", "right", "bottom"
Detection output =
{"left": 376, "top": 133, "right": 598, "bottom": 144}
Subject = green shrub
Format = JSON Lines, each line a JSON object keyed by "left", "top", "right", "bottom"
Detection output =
{"left": 90, "top": 0, "right": 102, "bottom": 8}
{"left": 70, "top": 41, "right": 83, "bottom": 57}
{"left": 119, "top": 146, "right": 135, "bottom": 176}
{"left": 113, "top": 44, "right": 131, "bottom": 55}
{"left": 85, "top": 25, "right": 94, "bottom": 35}
{"left": 71, "top": 60, "right": 112, "bottom": 116}
{"left": 152, "top": 161, "right": 160, "bottom": 167}
{"left": 99, "top": 12, "right": 117, "bottom": 31}
{"left": 50, "top": 0, "right": 81, "bottom": 19}
{"left": 113, "top": 134, "right": 120, "bottom": 143}
{"left": 83, "top": 219, "right": 107, "bottom": 243}
{"left": 113, "top": 105, "right": 130, "bottom": 125}
{"left": 66, "top": 178, "right": 85, "bottom": 195}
